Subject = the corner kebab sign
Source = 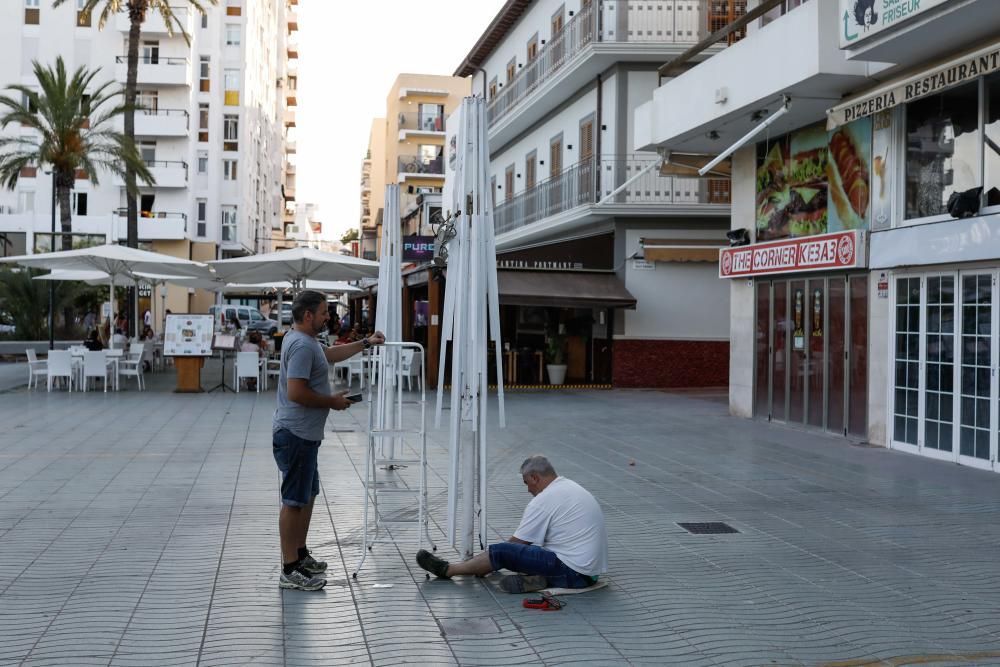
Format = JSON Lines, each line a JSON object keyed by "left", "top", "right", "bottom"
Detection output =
{"left": 719, "top": 230, "right": 863, "bottom": 279}
{"left": 828, "top": 41, "right": 1000, "bottom": 129}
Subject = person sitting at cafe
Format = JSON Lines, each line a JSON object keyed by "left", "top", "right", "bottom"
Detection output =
{"left": 239, "top": 330, "right": 265, "bottom": 390}
{"left": 140, "top": 325, "right": 156, "bottom": 341}
{"left": 83, "top": 329, "right": 104, "bottom": 352}
{"left": 335, "top": 326, "right": 353, "bottom": 345}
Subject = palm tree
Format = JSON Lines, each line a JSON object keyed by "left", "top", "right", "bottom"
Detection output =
{"left": 0, "top": 57, "right": 154, "bottom": 250}
{"left": 55, "top": 0, "right": 215, "bottom": 251}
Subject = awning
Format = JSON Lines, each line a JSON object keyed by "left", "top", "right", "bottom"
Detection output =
{"left": 659, "top": 154, "right": 731, "bottom": 179}
{"left": 828, "top": 40, "right": 1000, "bottom": 129}
{"left": 498, "top": 270, "right": 636, "bottom": 309}
{"left": 642, "top": 238, "right": 725, "bottom": 263}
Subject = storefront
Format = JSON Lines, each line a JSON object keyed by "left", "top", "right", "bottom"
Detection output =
{"left": 722, "top": 231, "right": 869, "bottom": 438}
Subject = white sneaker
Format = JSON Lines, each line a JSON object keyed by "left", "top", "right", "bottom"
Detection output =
{"left": 279, "top": 568, "right": 326, "bottom": 591}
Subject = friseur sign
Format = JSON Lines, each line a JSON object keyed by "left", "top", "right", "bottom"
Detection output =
{"left": 839, "top": 0, "right": 950, "bottom": 49}
{"left": 719, "top": 230, "right": 865, "bottom": 279}
{"left": 402, "top": 235, "right": 435, "bottom": 262}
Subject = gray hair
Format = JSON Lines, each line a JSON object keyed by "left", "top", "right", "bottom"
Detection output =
{"left": 520, "top": 455, "right": 556, "bottom": 478}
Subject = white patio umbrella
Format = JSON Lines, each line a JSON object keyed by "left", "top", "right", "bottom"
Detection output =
{"left": 208, "top": 247, "right": 379, "bottom": 285}
{"left": 225, "top": 280, "right": 361, "bottom": 294}
{"left": 2, "top": 245, "right": 208, "bottom": 348}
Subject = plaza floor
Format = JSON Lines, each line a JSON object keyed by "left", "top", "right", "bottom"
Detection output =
{"left": 2, "top": 369, "right": 1000, "bottom": 666}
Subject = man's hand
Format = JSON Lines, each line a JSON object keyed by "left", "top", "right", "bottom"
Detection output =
{"left": 329, "top": 390, "right": 352, "bottom": 411}
{"left": 367, "top": 331, "right": 386, "bottom": 346}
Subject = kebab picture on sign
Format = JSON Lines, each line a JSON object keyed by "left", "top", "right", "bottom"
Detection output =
{"left": 755, "top": 117, "right": 872, "bottom": 241}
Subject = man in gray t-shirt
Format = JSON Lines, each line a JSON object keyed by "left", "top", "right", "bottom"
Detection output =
{"left": 272, "top": 290, "right": 384, "bottom": 591}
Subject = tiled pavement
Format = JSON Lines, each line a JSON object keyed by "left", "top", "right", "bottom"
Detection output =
{"left": 3, "top": 370, "right": 1000, "bottom": 666}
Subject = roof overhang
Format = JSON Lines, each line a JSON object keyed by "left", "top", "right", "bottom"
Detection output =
{"left": 498, "top": 270, "right": 636, "bottom": 309}
{"left": 454, "top": 0, "right": 532, "bottom": 78}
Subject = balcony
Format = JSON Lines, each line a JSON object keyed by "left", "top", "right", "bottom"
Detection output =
{"left": 484, "top": 0, "right": 731, "bottom": 147}
{"left": 397, "top": 112, "right": 445, "bottom": 140}
{"left": 113, "top": 211, "right": 188, "bottom": 241}
{"left": 134, "top": 108, "right": 189, "bottom": 137}
{"left": 397, "top": 154, "right": 443, "bottom": 180}
{"left": 115, "top": 56, "right": 191, "bottom": 87}
{"left": 287, "top": 10, "right": 298, "bottom": 31}
{"left": 284, "top": 185, "right": 296, "bottom": 202}
{"left": 493, "top": 154, "right": 730, "bottom": 245}
{"left": 113, "top": 160, "right": 188, "bottom": 188}
{"left": 286, "top": 140, "right": 297, "bottom": 153}
{"left": 287, "top": 38, "right": 299, "bottom": 59}
{"left": 115, "top": 6, "right": 193, "bottom": 35}
{"left": 284, "top": 109, "right": 296, "bottom": 127}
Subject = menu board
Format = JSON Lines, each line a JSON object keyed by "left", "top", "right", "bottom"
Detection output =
{"left": 164, "top": 314, "right": 214, "bottom": 357}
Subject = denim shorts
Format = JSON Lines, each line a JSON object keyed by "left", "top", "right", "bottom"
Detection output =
{"left": 273, "top": 428, "right": 321, "bottom": 507}
{"left": 488, "top": 542, "right": 595, "bottom": 589}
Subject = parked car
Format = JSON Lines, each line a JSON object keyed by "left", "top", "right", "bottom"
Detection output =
{"left": 208, "top": 305, "right": 278, "bottom": 336}
{"left": 279, "top": 302, "right": 293, "bottom": 325}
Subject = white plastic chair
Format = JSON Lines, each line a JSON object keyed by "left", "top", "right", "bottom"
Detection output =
{"left": 25, "top": 349, "right": 47, "bottom": 390}
{"left": 264, "top": 358, "right": 280, "bottom": 391}
{"left": 400, "top": 349, "right": 423, "bottom": 391}
{"left": 82, "top": 351, "right": 113, "bottom": 392}
{"left": 235, "top": 351, "right": 260, "bottom": 392}
{"left": 46, "top": 350, "right": 74, "bottom": 392}
{"left": 347, "top": 357, "right": 365, "bottom": 389}
{"left": 118, "top": 343, "right": 145, "bottom": 391}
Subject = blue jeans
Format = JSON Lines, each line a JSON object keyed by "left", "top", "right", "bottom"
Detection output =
{"left": 488, "top": 542, "right": 595, "bottom": 589}
{"left": 273, "top": 428, "right": 320, "bottom": 507}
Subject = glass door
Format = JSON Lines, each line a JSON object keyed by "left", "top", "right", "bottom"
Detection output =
{"left": 959, "top": 273, "right": 993, "bottom": 469}
{"left": 923, "top": 274, "right": 955, "bottom": 460}
{"left": 892, "top": 277, "right": 921, "bottom": 447}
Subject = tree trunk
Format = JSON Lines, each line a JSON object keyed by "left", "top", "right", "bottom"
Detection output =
{"left": 126, "top": 1, "right": 147, "bottom": 338}
{"left": 57, "top": 173, "right": 73, "bottom": 251}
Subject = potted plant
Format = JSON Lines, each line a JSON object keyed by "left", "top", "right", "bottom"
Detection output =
{"left": 545, "top": 331, "right": 567, "bottom": 385}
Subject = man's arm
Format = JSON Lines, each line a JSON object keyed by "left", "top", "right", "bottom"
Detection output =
{"left": 508, "top": 536, "right": 531, "bottom": 545}
{"left": 287, "top": 378, "right": 351, "bottom": 410}
{"left": 322, "top": 331, "right": 386, "bottom": 364}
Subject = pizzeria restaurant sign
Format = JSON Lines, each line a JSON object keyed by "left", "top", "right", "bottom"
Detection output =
{"left": 719, "top": 230, "right": 865, "bottom": 279}
{"left": 828, "top": 41, "right": 1000, "bottom": 129}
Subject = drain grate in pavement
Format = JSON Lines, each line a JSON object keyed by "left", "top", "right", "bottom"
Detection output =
{"left": 437, "top": 617, "right": 500, "bottom": 636}
{"left": 678, "top": 522, "right": 739, "bottom": 534}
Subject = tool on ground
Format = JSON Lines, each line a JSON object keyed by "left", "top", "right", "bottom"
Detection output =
{"left": 523, "top": 592, "right": 565, "bottom": 611}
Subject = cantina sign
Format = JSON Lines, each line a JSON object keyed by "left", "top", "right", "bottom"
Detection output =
{"left": 719, "top": 230, "right": 864, "bottom": 278}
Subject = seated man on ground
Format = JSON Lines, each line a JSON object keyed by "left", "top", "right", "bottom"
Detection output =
{"left": 416, "top": 455, "right": 607, "bottom": 593}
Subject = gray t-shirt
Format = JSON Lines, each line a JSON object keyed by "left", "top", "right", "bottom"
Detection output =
{"left": 273, "top": 329, "right": 330, "bottom": 441}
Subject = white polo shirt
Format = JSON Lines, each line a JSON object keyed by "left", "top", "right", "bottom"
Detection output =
{"left": 513, "top": 476, "right": 608, "bottom": 577}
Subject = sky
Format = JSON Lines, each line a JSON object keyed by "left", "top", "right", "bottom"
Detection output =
{"left": 294, "top": 0, "right": 507, "bottom": 241}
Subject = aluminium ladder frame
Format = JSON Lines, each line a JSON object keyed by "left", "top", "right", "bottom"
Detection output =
{"left": 353, "top": 341, "right": 434, "bottom": 578}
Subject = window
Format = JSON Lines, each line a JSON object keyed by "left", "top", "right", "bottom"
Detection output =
{"left": 506, "top": 57, "right": 516, "bottom": 84}
{"left": 223, "top": 114, "right": 238, "bottom": 151}
{"left": 198, "top": 103, "right": 209, "bottom": 142}
{"left": 579, "top": 117, "right": 594, "bottom": 161}
{"left": 79, "top": 94, "right": 91, "bottom": 118}
{"left": 419, "top": 103, "right": 443, "bottom": 132}
{"left": 196, "top": 199, "right": 207, "bottom": 237}
{"left": 18, "top": 191, "right": 35, "bottom": 214}
{"left": 72, "top": 192, "right": 88, "bottom": 216}
{"left": 138, "top": 141, "right": 156, "bottom": 163}
{"left": 140, "top": 194, "right": 155, "bottom": 216}
{"left": 201, "top": 12, "right": 208, "bottom": 29}
{"left": 199, "top": 56, "right": 210, "bottom": 92}
{"left": 225, "top": 23, "right": 241, "bottom": 46}
{"left": 197, "top": 150, "right": 208, "bottom": 174}
{"left": 226, "top": 0, "right": 242, "bottom": 16}
{"left": 141, "top": 41, "right": 159, "bottom": 65}
{"left": 985, "top": 72, "right": 1000, "bottom": 209}
{"left": 224, "top": 69, "right": 240, "bottom": 106}
{"left": 76, "top": 0, "right": 90, "bottom": 26}
{"left": 905, "top": 82, "right": 981, "bottom": 220}
{"left": 527, "top": 34, "right": 538, "bottom": 62}
{"left": 550, "top": 135, "right": 563, "bottom": 176}
{"left": 221, "top": 205, "right": 237, "bottom": 242}
{"left": 525, "top": 150, "right": 537, "bottom": 189}
{"left": 24, "top": 0, "right": 39, "bottom": 25}
{"left": 490, "top": 176, "right": 496, "bottom": 207}
{"left": 21, "top": 91, "right": 38, "bottom": 115}
{"left": 136, "top": 90, "right": 157, "bottom": 113}
{"left": 504, "top": 165, "right": 514, "bottom": 201}
{"left": 488, "top": 77, "right": 497, "bottom": 100}
{"left": 223, "top": 159, "right": 238, "bottom": 180}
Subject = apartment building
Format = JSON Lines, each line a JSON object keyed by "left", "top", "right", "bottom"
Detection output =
{"left": 635, "top": 0, "right": 1000, "bottom": 473}
{"left": 0, "top": 0, "right": 294, "bottom": 313}
{"left": 445, "top": 0, "right": 742, "bottom": 388}
{"left": 358, "top": 74, "right": 470, "bottom": 262}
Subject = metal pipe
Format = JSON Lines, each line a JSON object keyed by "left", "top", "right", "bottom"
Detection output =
{"left": 698, "top": 100, "right": 791, "bottom": 176}
{"left": 48, "top": 172, "right": 55, "bottom": 350}
{"left": 596, "top": 157, "right": 663, "bottom": 206}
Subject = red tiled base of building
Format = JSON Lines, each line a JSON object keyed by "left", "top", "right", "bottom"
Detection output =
{"left": 613, "top": 339, "right": 729, "bottom": 388}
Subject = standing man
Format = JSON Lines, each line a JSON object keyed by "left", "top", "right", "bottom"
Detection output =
{"left": 273, "top": 290, "right": 385, "bottom": 591}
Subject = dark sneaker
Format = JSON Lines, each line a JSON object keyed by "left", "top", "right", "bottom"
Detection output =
{"left": 300, "top": 553, "right": 327, "bottom": 575}
{"left": 280, "top": 568, "right": 327, "bottom": 591}
{"left": 498, "top": 574, "right": 548, "bottom": 594}
{"left": 416, "top": 549, "right": 451, "bottom": 579}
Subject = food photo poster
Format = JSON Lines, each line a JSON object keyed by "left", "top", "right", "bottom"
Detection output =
{"left": 755, "top": 117, "right": 873, "bottom": 241}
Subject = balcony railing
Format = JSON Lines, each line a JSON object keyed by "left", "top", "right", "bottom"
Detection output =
{"left": 115, "top": 55, "right": 188, "bottom": 66}
{"left": 397, "top": 112, "right": 445, "bottom": 133}
{"left": 492, "top": 154, "right": 730, "bottom": 235}
{"left": 398, "top": 154, "right": 443, "bottom": 176}
{"left": 487, "top": 0, "right": 732, "bottom": 126}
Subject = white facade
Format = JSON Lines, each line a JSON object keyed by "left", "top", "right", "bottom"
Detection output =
{"left": 635, "top": 0, "right": 1000, "bottom": 473}
{"left": 0, "top": 0, "right": 292, "bottom": 258}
